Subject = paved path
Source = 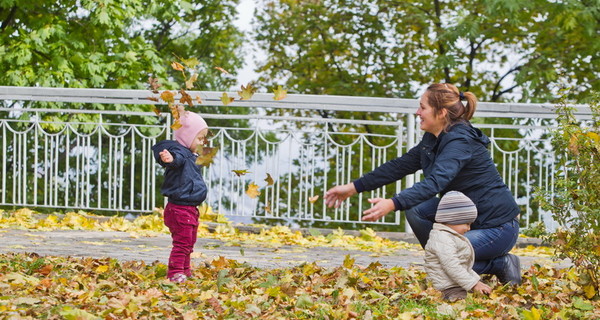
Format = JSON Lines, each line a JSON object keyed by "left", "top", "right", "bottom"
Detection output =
{"left": 0, "top": 228, "right": 569, "bottom": 270}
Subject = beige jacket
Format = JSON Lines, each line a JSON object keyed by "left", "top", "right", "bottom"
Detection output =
{"left": 424, "top": 223, "right": 480, "bottom": 291}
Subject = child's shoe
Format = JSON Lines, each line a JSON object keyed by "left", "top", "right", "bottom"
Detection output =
{"left": 169, "top": 273, "right": 188, "bottom": 283}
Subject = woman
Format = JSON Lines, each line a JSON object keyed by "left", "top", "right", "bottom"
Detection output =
{"left": 324, "top": 83, "right": 521, "bottom": 285}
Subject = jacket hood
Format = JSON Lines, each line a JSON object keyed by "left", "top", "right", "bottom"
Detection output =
{"left": 153, "top": 139, "right": 187, "bottom": 151}
{"left": 448, "top": 122, "right": 490, "bottom": 146}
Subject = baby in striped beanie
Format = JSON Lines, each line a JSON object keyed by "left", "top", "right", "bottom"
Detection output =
{"left": 424, "top": 191, "right": 492, "bottom": 301}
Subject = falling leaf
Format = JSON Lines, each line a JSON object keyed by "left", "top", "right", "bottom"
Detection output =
{"left": 147, "top": 97, "right": 159, "bottom": 102}
{"left": 308, "top": 195, "right": 319, "bottom": 203}
{"left": 171, "top": 62, "right": 185, "bottom": 71}
{"left": 160, "top": 91, "right": 175, "bottom": 104}
{"left": 180, "top": 57, "right": 200, "bottom": 69}
{"left": 171, "top": 120, "right": 182, "bottom": 130}
{"left": 152, "top": 107, "right": 161, "bottom": 116}
{"left": 265, "top": 201, "right": 272, "bottom": 214}
{"left": 185, "top": 73, "right": 198, "bottom": 89}
{"left": 232, "top": 169, "right": 251, "bottom": 176}
{"left": 179, "top": 89, "right": 193, "bottom": 107}
{"left": 148, "top": 76, "right": 161, "bottom": 93}
{"left": 264, "top": 173, "right": 274, "bottom": 186}
{"left": 195, "top": 146, "right": 219, "bottom": 167}
{"left": 246, "top": 182, "right": 261, "bottom": 199}
{"left": 214, "top": 66, "right": 230, "bottom": 74}
{"left": 195, "top": 95, "right": 203, "bottom": 104}
{"left": 220, "top": 92, "right": 234, "bottom": 106}
{"left": 273, "top": 85, "right": 287, "bottom": 101}
{"left": 238, "top": 83, "right": 256, "bottom": 100}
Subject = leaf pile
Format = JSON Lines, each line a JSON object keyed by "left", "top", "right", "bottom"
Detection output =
{"left": 0, "top": 209, "right": 413, "bottom": 254}
{"left": 1, "top": 253, "right": 599, "bottom": 319}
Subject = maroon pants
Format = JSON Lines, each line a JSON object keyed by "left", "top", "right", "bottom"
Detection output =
{"left": 163, "top": 202, "right": 199, "bottom": 279}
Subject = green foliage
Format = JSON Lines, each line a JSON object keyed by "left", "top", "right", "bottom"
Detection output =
{"left": 0, "top": 0, "right": 243, "bottom": 93}
{"left": 255, "top": 0, "right": 600, "bottom": 103}
{"left": 536, "top": 93, "right": 600, "bottom": 298}
{"left": 521, "top": 221, "right": 548, "bottom": 238}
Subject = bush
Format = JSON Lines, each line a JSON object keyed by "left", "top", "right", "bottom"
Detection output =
{"left": 536, "top": 96, "right": 600, "bottom": 299}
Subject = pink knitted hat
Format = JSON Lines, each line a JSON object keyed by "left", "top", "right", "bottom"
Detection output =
{"left": 174, "top": 111, "right": 208, "bottom": 149}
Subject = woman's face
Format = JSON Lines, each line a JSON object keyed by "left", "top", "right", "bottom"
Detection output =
{"left": 416, "top": 91, "right": 446, "bottom": 136}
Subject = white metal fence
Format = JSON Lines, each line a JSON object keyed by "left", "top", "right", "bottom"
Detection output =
{"left": 0, "top": 86, "right": 592, "bottom": 230}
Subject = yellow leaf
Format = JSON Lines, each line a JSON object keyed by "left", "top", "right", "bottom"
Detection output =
{"left": 246, "top": 182, "right": 261, "bottom": 199}
{"left": 343, "top": 254, "right": 355, "bottom": 269}
{"left": 583, "top": 284, "right": 596, "bottom": 299}
{"left": 96, "top": 265, "right": 109, "bottom": 274}
{"left": 238, "top": 83, "right": 256, "bottom": 100}
{"left": 171, "top": 61, "right": 185, "bottom": 71}
{"left": 185, "top": 73, "right": 198, "bottom": 89}
{"left": 232, "top": 169, "right": 251, "bottom": 176}
{"left": 308, "top": 195, "right": 319, "bottom": 203}
{"left": 220, "top": 92, "right": 235, "bottom": 106}
{"left": 214, "top": 66, "right": 230, "bottom": 74}
{"left": 195, "top": 95, "right": 203, "bottom": 104}
{"left": 522, "top": 307, "right": 542, "bottom": 320}
{"left": 264, "top": 173, "right": 274, "bottom": 186}
{"left": 171, "top": 120, "right": 182, "bottom": 130}
{"left": 265, "top": 201, "right": 272, "bottom": 214}
{"left": 160, "top": 90, "right": 175, "bottom": 103}
{"left": 273, "top": 85, "right": 287, "bottom": 101}
{"left": 180, "top": 57, "right": 200, "bottom": 69}
{"left": 195, "top": 146, "right": 219, "bottom": 167}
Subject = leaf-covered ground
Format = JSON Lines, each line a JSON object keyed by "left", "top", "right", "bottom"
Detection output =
{"left": 1, "top": 208, "right": 598, "bottom": 319}
{"left": 1, "top": 252, "right": 599, "bottom": 319}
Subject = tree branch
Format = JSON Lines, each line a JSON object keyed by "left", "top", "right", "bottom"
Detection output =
{"left": 1, "top": 6, "right": 18, "bottom": 32}
{"left": 491, "top": 66, "right": 522, "bottom": 101}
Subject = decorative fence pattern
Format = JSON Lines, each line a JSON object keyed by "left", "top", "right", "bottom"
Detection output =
{"left": 0, "top": 86, "right": 592, "bottom": 231}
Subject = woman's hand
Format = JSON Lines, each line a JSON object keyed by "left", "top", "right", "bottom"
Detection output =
{"left": 324, "top": 183, "right": 357, "bottom": 208}
{"left": 362, "top": 198, "right": 395, "bottom": 221}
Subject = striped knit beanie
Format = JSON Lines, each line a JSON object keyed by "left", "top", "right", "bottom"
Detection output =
{"left": 435, "top": 191, "right": 477, "bottom": 225}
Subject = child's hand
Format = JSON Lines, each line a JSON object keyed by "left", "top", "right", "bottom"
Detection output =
{"left": 472, "top": 281, "right": 492, "bottom": 295}
{"left": 159, "top": 149, "right": 173, "bottom": 163}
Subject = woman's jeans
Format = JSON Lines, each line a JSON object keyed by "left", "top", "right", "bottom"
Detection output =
{"left": 164, "top": 202, "right": 200, "bottom": 279}
{"left": 406, "top": 197, "right": 519, "bottom": 275}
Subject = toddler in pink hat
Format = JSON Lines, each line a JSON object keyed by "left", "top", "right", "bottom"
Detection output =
{"left": 152, "top": 111, "right": 209, "bottom": 283}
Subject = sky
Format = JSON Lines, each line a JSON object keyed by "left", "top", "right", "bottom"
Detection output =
{"left": 233, "top": 0, "right": 260, "bottom": 88}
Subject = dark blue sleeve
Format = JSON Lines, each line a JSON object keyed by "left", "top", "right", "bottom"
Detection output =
{"left": 393, "top": 136, "right": 473, "bottom": 210}
{"left": 152, "top": 145, "right": 186, "bottom": 168}
{"left": 353, "top": 141, "right": 423, "bottom": 193}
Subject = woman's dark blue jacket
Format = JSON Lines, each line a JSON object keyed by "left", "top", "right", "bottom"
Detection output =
{"left": 353, "top": 122, "right": 519, "bottom": 229}
{"left": 152, "top": 140, "right": 207, "bottom": 206}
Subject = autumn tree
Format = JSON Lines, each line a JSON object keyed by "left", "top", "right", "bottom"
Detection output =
{"left": 0, "top": 0, "right": 243, "bottom": 93}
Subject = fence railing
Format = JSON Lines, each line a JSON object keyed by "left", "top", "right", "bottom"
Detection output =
{"left": 0, "top": 86, "right": 592, "bottom": 231}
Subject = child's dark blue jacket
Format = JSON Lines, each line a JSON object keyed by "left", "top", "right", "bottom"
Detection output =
{"left": 152, "top": 140, "right": 207, "bottom": 206}
{"left": 353, "top": 122, "right": 519, "bottom": 229}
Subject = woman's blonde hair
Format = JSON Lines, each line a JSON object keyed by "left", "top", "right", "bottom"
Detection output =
{"left": 426, "top": 83, "right": 477, "bottom": 128}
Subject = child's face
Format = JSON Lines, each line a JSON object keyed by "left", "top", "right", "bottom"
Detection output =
{"left": 189, "top": 128, "right": 209, "bottom": 152}
{"left": 447, "top": 223, "right": 471, "bottom": 235}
